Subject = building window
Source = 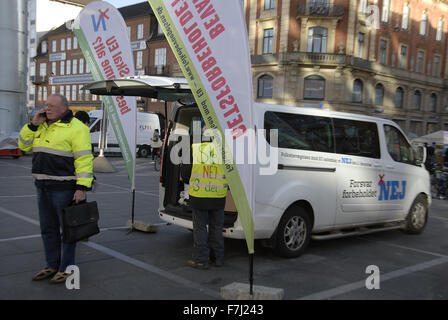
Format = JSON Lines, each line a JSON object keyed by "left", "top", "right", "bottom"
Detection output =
{"left": 136, "top": 51, "right": 143, "bottom": 70}
{"left": 399, "top": 45, "right": 407, "bottom": 69}
{"left": 307, "top": 27, "right": 328, "bottom": 53}
{"left": 71, "top": 85, "right": 76, "bottom": 101}
{"left": 303, "top": 75, "right": 325, "bottom": 100}
{"left": 51, "top": 62, "right": 57, "bottom": 76}
{"left": 60, "top": 85, "right": 65, "bottom": 97}
{"left": 413, "top": 90, "right": 422, "bottom": 110}
{"left": 359, "top": 0, "right": 367, "bottom": 14}
{"left": 43, "top": 87, "right": 47, "bottom": 101}
{"left": 79, "top": 58, "right": 84, "bottom": 74}
{"left": 417, "top": 51, "right": 424, "bottom": 73}
{"left": 39, "top": 63, "right": 46, "bottom": 77}
{"left": 257, "top": 74, "right": 274, "bottom": 98}
{"left": 51, "top": 86, "right": 56, "bottom": 95}
{"left": 379, "top": 39, "right": 387, "bottom": 64}
{"left": 66, "top": 60, "right": 71, "bottom": 75}
{"left": 74, "top": 59, "right": 79, "bottom": 74}
{"left": 375, "top": 83, "right": 384, "bottom": 106}
{"left": 352, "top": 79, "right": 363, "bottom": 103}
{"left": 381, "top": 0, "right": 390, "bottom": 23}
{"left": 60, "top": 61, "right": 65, "bottom": 76}
{"left": 158, "top": 23, "right": 163, "bottom": 35}
{"left": 402, "top": 4, "right": 410, "bottom": 30}
{"left": 127, "top": 26, "right": 131, "bottom": 40}
{"left": 154, "top": 48, "right": 166, "bottom": 73}
{"left": 86, "top": 61, "right": 90, "bottom": 73}
{"left": 395, "top": 87, "right": 404, "bottom": 109}
{"left": 52, "top": 40, "right": 57, "bottom": 53}
{"left": 436, "top": 19, "right": 443, "bottom": 41}
{"left": 67, "top": 37, "right": 71, "bottom": 51}
{"left": 73, "top": 37, "right": 78, "bottom": 49}
{"left": 264, "top": 0, "right": 275, "bottom": 10}
{"left": 61, "top": 38, "right": 65, "bottom": 51}
{"left": 41, "top": 41, "right": 47, "bottom": 54}
{"left": 85, "top": 87, "right": 90, "bottom": 101}
{"left": 137, "top": 24, "right": 144, "bottom": 39}
{"left": 420, "top": 12, "right": 428, "bottom": 36}
{"left": 66, "top": 85, "right": 70, "bottom": 100}
{"left": 357, "top": 33, "right": 365, "bottom": 58}
{"left": 429, "top": 93, "right": 437, "bottom": 112}
{"left": 433, "top": 56, "right": 440, "bottom": 77}
{"left": 38, "top": 87, "right": 43, "bottom": 101}
{"left": 263, "top": 28, "right": 274, "bottom": 54}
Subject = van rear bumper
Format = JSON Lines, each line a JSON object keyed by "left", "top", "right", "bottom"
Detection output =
{"left": 158, "top": 210, "right": 245, "bottom": 239}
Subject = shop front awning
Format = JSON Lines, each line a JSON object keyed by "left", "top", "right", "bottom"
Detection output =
{"left": 81, "top": 76, "right": 193, "bottom": 102}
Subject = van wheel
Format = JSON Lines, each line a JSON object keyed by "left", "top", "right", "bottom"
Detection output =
{"left": 138, "top": 146, "right": 150, "bottom": 158}
{"left": 275, "top": 206, "right": 311, "bottom": 258}
{"left": 403, "top": 194, "right": 428, "bottom": 234}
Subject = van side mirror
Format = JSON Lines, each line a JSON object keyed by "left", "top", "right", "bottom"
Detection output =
{"left": 414, "top": 146, "right": 426, "bottom": 166}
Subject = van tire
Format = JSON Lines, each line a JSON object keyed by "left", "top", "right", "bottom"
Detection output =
{"left": 403, "top": 194, "right": 428, "bottom": 235}
{"left": 275, "top": 205, "right": 311, "bottom": 258}
{"left": 138, "top": 146, "right": 150, "bottom": 158}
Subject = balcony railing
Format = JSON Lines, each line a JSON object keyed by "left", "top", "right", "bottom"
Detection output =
{"left": 145, "top": 65, "right": 170, "bottom": 76}
{"left": 252, "top": 52, "right": 373, "bottom": 71}
{"left": 298, "top": 3, "right": 345, "bottom": 17}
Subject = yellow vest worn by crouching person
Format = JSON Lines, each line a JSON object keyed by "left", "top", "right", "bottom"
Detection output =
{"left": 189, "top": 142, "right": 228, "bottom": 199}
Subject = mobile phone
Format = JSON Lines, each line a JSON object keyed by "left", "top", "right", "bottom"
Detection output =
{"left": 40, "top": 112, "right": 47, "bottom": 118}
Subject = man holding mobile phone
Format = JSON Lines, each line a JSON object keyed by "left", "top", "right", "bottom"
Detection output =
{"left": 18, "top": 94, "right": 94, "bottom": 284}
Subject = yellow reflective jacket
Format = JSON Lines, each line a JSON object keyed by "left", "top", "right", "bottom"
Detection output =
{"left": 18, "top": 111, "right": 94, "bottom": 190}
{"left": 189, "top": 142, "right": 228, "bottom": 199}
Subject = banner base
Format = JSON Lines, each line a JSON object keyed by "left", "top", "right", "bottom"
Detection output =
{"left": 126, "top": 220, "right": 158, "bottom": 233}
{"left": 220, "top": 282, "right": 284, "bottom": 300}
{"left": 93, "top": 155, "right": 116, "bottom": 173}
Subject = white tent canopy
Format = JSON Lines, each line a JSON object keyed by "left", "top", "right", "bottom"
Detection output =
{"left": 412, "top": 130, "right": 448, "bottom": 145}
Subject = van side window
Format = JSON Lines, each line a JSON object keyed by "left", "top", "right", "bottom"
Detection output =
{"left": 90, "top": 120, "right": 101, "bottom": 133}
{"left": 333, "top": 119, "right": 380, "bottom": 158}
{"left": 264, "top": 111, "right": 334, "bottom": 153}
{"left": 384, "top": 125, "right": 415, "bottom": 164}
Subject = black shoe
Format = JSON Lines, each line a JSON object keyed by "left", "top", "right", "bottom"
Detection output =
{"left": 187, "top": 260, "right": 209, "bottom": 270}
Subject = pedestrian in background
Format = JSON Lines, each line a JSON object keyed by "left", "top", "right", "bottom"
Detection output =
{"left": 74, "top": 110, "right": 90, "bottom": 126}
{"left": 18, "top": 94, "right": 94, "bottom": 284}
{"left": 151, "top": 128, "right": 162, "bottom": 160}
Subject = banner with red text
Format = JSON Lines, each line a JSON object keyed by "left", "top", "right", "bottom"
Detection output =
{"left": 74, "top": 2, "right": 136, "bottom": 184}
{"left": 148, "top": 0, "right": 255, "bottom": 253}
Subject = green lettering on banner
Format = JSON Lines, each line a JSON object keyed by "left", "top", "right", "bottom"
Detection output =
{"left": 73, "top": 26, "right": 134, "bottom": 183}
{"left": 148, "top": 0, "right": 254, "bottom": 254}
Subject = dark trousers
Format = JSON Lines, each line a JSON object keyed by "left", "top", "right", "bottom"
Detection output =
{"left": 192, "top": 208, "right": 224, "bottom": 264}
{"left": 36, "top": 185, "right": 76, "bottom": 271}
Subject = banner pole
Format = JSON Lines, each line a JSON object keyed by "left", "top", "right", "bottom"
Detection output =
{"left": 129, "top": 108, "right": 137, "bottom": 233}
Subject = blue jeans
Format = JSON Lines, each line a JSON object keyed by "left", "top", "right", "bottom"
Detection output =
{"left": 36, "top": 185, "right": 76, "bottom": 271}
{"left": 192, "top": 208, "right": 224, "bottom": 264}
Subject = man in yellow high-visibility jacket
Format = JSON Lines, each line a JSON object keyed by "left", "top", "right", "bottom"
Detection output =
{"left": 18, "top": 94, "right": 93, "bottom": 284}
{"left": 186, "top": 139, "right": 228, "bottom": 270}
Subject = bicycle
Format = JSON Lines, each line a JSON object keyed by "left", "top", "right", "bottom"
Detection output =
{"left": 154, "top": 150, "right": 161, "bottom": 171}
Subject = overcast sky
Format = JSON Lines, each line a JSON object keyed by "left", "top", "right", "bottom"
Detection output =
{"left": 36, "top": 0, "right": 144, "bottom": 32}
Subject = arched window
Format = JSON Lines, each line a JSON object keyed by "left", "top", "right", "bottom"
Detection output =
{"left": 307, "top": 27, "right": 328, "bottom": 53}
{"left": 375, "top": 83, "right": 384, "bottom": 106}
{"left": 303, "top": 75, "right": 325, "bottom": 100}
{"left": 352, "top": 79, "right": 363, "bottom": 103}
{"left": 429, "top": 93, "right": 437, "bottom": 112}
{"left": 395, "top": 87, "right": 404, "bottom": 109}
{"left": 413, "top": 90, "right": 422, "bottom": 110}
{"left": 257, "top": 74, "right": 273, "bottom": 98}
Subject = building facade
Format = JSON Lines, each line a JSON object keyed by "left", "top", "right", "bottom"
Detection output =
{"left": 246, "top": 0, "right": 448, "bottom": 136}
{"left": 32, "top": 2, "right": 179, "bottom": 116}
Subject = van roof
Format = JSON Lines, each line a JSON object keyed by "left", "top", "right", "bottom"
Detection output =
{"left": 255, "top": 102, "right": 397, "bottom": 125}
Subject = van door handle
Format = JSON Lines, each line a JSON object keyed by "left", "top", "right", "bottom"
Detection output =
{"left": 386, "top": 165, "right": 395, "bottom": 170}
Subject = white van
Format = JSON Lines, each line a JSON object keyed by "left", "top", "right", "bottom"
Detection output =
{"left": 88, "top": 110, "right": 163, "bottom": 157}
{"left": 159, "top": 103, "right": 431, "bottom": 258}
